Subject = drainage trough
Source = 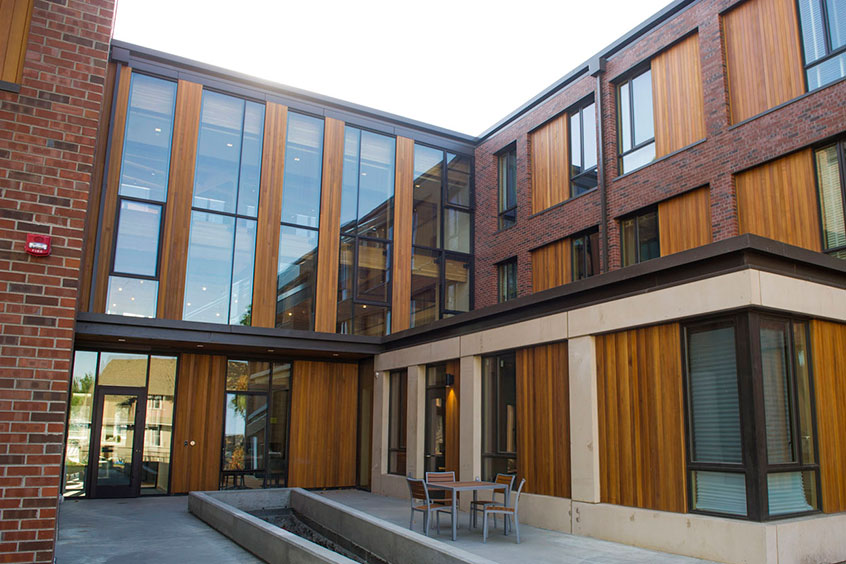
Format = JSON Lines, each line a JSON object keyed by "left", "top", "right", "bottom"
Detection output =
{"left": 188, "top": 488, "right": 488, "bottom": 564}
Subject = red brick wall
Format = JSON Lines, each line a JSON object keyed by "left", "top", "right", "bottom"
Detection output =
{"left": 474, "top": 0, "right": 846, "bottom": 309}
{"left": 0, "top": 1, "right": 114, "bottom": 562}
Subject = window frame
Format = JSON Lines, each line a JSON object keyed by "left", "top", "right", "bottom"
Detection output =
{"left": 481, "top": 352, "right": 517, "bottom": 481}
{"left": 570, "top": 228, "right": 600, "bottom": 281}
{"left": 796, "top": 0, "right": 846, "bottom": 90}
{"left": 617, "top": 67, "right": 656, "bottom": 174}
{"left": 387, "top": 370, "right": 407, "bottom": 476}
{"left": 569, "top": 97, "right": 598, "bottom": 197}
{"left": 497, "top": 145, "right": 517, "bottom": 230}
{"left": 813, "top": 140, "right": 846, "bottom": 257}
{"left": 620, "top": 206, "right": 660, "bottom": 266}
{"left": 497, "top": 257, "right": 518, "bottom": 303}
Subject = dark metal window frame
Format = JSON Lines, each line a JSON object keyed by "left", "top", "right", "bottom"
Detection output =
{"left": 481, "top": 352, "right": 517, "bottom": 480}
{"left": 496, "top": 257, "right": 518, "bottom": 303}
{"left": 423, "top": 363, "right": 449, "bottom": 473}
{"left": 616, "top": 67, "right": 656, "bottom": 168}
{"left": 570, "top": 227, "right": 600, "bottom": 281}
{"left": 796, "top": 0, "right": 846, "bottom": 90}
{"left": 812, "top": 139, "right": 846, "bottom": 257}
{"left": 569, "top": 97, "right": 598, "bottom": 197}
{"left": 387, "top": 370, "right": 407, "bottom": 476}
{"left": 620, "top": 206, "right": 660, "bottom": 266}
{"left": 682, "top": 310, "right": 822, "bottom": 522}
{"left": 497, "top": 145, "right": 517, "bottom": 230}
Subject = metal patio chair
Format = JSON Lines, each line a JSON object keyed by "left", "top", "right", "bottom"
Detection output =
{"left": 424, "top": 470, "right": 455, "bottom": 507}
{"left": 482, "top": 478, "right": 526, "bottom": 544}
{"left": 407, "top": 477, "right": 454, "bottom": 536}
{"left": 470, "top": 473, "right": 514, "bottom": 529}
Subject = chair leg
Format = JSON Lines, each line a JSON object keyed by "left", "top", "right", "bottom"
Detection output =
{"left": 503, "top": 514, "right": 508, "bottom": 536}
{"left": 424, "top": 512, "right": 429, "bottom": 536}
{"left": 515, "top": 516, "right": 521, "bottom": 544}
{"left": 409, "top": 508, "right": 414, "bottom": 530}
{"left": 436, "top": 510, "right": 440, "bottom": 535}
{"left": 482, "top": 512, "right": 488, "bottom": 543}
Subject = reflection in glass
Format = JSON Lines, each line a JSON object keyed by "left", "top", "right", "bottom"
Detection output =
{"left": 96, "top": 394, "right": 138, "bottom": 488}
{"left": 354, "top": 304, "right": 389, "bottom": 336}
{"left": 632, "top": 70, "right": 654, "bottom": 146}
{"left": 226, "top": 360, "right": 271, "bottom": 392}
{"left": 106, "top": 276, "right": 157, "bottom": 318}
{"left": 498, "top": 259, "right": 517, "bottom": 303}
{"left": 637, "top": 211, "right": 660, "bottom": 262}
{"left": 281, "top": 113, "right": 324, "bottom": 227}
{"left": 481, "top": 354, "right": 517, "bottom": 481}
{"left": 572, "top": 230, "right": 599, "bottom": 281}
{"left": 356, "top": 131, "right": 395, "bottom": 239}
{"left": 815, "top": 145, "right": 846, "bottom": 251}
{"left": 444, "top": 256, "right": 470, "bottom": 312}
{"left": 793, "top": 322, "right": 815, "bottom": 464}
{"left": 413, "top": 145, "right": 442, "bottom": 248}
{"left": 238, "top": 102, "right": 264, "bottom": 217}
{"left": 337, "top": 236, "right": 354, "bottom": 334}
{"left": 142, "top": 355, "right": 176, "bottom": 494}
{"left": 411, "top": 248, "right": 439, "bottom": 328}
{"left": 424, "top": 365, "right": 446, "bottom": 473}
{"left": 118, "top": 74, "right": 176, "bottom": 202}
{"left": 222, "top": 393, "right": 267, "bottom": 473}
{"left": 619, "top": 82, "right": 631, "bottom": 153}
{"left": 444, "top": 209, "right": 471, "bottom": 253}
{"left": 98, "top": 352, "right": 148, "bottom": 387}
{"left": 621, "top": 143, "right": 656, "bottom": 174}
{"left": 446, "top": 153, "right": 471, "bottom": 206}
{"left": 570, "top": 102, "right": 598, "bottom": 197}
{"left": 760, "top": 319, "right": 795, "bottom": 464}
{"left": 183, "top": 212, "right": 235, "bottom": 323}
{"left": 64, "top": 351, "right": 97, "bottom": 497}
{"left": 357, "top": 239, "right": 390, "bottom": 303}
{"left": 388, "top": 371, "right": 407, "bottom": 475}
{"left": 276, "top": 225, "right": 318, "bottom": 330}
{"left": 113, "top": 200, "right": 161, "bottom": 277}
{"left": 192, "top": 91, "right": 245, "bottom": 214}
{"left": 268, "top": 363, "right": 290, "bottom": 487}
{"left": 230, "top": 219, "right": 257, "bottom": 326}
{"left": 498, "top": 149, "right": 517, "bottom": 229}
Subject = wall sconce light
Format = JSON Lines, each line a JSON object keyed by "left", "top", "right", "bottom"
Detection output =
{"left": 445, "top": 373, "right": 455, "bottom": 387}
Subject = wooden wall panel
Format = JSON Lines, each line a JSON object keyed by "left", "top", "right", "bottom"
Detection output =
{"left": 658, "top": 186, "right": 712, "bottom": 256}
{"left": 391, "top": 137, "right": 414, "bottom": 333}
{"left": 288, "top": 360, "right": 358, "bottom": 488}
{"left": 596, "top": 324, "right": 686, "bottom": 513}
{"left": 531, "top": 238, "right": 570, "bottom": 293}
{"left": 516, "top": 342, "right": 570, "bottom": 498}
{"left": 91, "top": 65, "right": 133, "bottom": 313}
{"left": 735, "top": 149, "right": 821, "bottom": 251}
{"left": 444, "top": 359, "right": 460, "bottom": 476}
{"left": 530, "top": 114, "right": 569, "bottom": 214}
{"left": 157, "top": 80, "right": 203, "bottom": 319}
{"left": 723, "top": 0, "right": 804, "bottom": 124}
{"left": 810, "top": 320, "right": 846, "bottom": 513}
{"left": 652, "top": 33, "right": 706, "bottom": 157}
{"left": 251, "top": 103, "right": 288, "bottom": 328}
{"left": 0, "top": 0, "right": 33, "bottom": 85}
{"left": 313, "top": 117, "right": 346, "bottom": 333}
{"left": 171, "top": 354, "right": 226, "bottom": 493}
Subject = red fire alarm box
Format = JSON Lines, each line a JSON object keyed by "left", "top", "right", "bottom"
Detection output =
{"left": 25, "top": 234, "right": 51, "bottom": 257}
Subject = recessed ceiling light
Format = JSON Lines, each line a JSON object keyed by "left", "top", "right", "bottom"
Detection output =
{"left": 288, "top": 312, "right": 292, "bottom": 316}
{"left": 118, "top": 287, "right": 123, "bottom": 292}
{"left": 226, "top": 143, "right": 233, "bottom": 147}
{"left": 130, "top": 297, "right": 135, "bottom": 301}
{"left": 118, "top": 338, "right": 126, "bottom": 342}
{"left": 197, "top": 344, "right": 204, "bottom": 348}
{"left": 186, "top": 302, "right": 191, "bottom": 306}
{"left": 216, "top": 313, "right": 220, "bottom": 317}
{"left": 202, "top": 287, "right": 207, "bottom": 291}
{"left": 267, "top": 349, "right": 274, "bottom": 353}
{"left": 332, "top": 353, "right": 339, "bottom": 357}
{"left": 154, "top": 128, "right": 161, "bottom": 133}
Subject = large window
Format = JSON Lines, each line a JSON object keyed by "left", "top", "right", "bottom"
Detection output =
{"left": 797, "top": 0, "right": 846, "bottom": 90}
{"left": 275, "top": 113, "right": 324, "bottom": 330}
{"left": 569, "top": 100, "right": 598, "bottom": 196}
{"left": 182, "top": 91, "right": 264, "bottom": 325}
{"left": 106, "top": 74, "right": 177, "bottom": 318}
{"left": 497, "top": 258, "right": 517, "bottom": 303}
{"left": 684, "top": 313, "right": 820, "bottom": 520}
{"left": 424, "top": 364, "right": 449, "bottom": 473}
{"left": 621, "top": 208, "right": 659, "bottom": 266}
{"left": 411, "top": 145, "right": 473, "bottom": 327}
{"left": 815, "top": 141, "right": 846, "bottom": 259}
{"left": 482, "top": 353, "right": 517, "bottom": 481}
{"left": 617, "top": 68, "right": 655, "bottom": 174}
{"left": 498, "top": 147, "right": 517, "bottom": 229}
{"left": 387, "top": 370, "right": 407, "bottom": 475}
{"left": 337, "top": 127, "right": 396, "bottom": 336}
{"left": 571, "top": 229, "right": 600, "bottom": 281}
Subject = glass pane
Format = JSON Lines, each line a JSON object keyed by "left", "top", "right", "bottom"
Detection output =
{"left": 357, "top": 239, "right": 390, "bottom": 303}
{"left": 806, "top": 51, "right": 846, "bottom": 89}
{"left": 96, "top": 394, "right": 139, "bottom": 488}
{"left": 815, "top": 145, "right": 846, "bottom": 250}
{"left": 618, "top": 82, "right": 631, "bottom": 153}
{"left": 276, "top": 225, "right": 318, "bottom": 330}
{"left": 230, "top": 219, "right": 257, "bottom": 326}
{"left": 574, "top": 231, "right": 600, "bottom": 280}
{"left": 281, "top": 113, "right": 324, "bottom": 227}
{"left": 573, "top": 236, "right": 586, "bottom": 280}
{"left": 482, "top": 457, "right": 517, "bottom": 483}
{"left": 582, "top": 102, "right": 597, "bottom": 170}
{"left": 692, "top": 471, "right": 747, "bottom": 516}
{"left": 269, "top": 363, "right": 290, "bottom": 487}
{"left": 340, "top": 127, "right": 360, "bottom": 233}
{"left": 829, "top": 0, "right": 846, "bottom": 49}
{"left": 413, "top": 145, "right": 442, "bottom": 248}
{"left": 192, "top": 91, "right": 244, "bottom": 213}
{"left": 638, "top": 210, "right": 660, "bottom": 262}
{"left": 760, "top": 319, "right": 795, "bottom": 464}
{"left": 446, "top": 153, "right": 471, "bottom": 206}
{"left": 632, "top": 70, "right": 654, "bottom": 146}
{"left": 106, "top": 276, "right": 157, "bottom": 318}
{"left": 798, "top": 0, "right": 828, "bottom": 63}
{"left": 336, "top": 236, "right": 354, "bottom": 334}
{"left": 444, "top": 256, "right": 470, "bottom": 312}
{"left": 358, "top": 131, "right": 395, "bottom": 239}
{"left": 98, "top": 352, "right": 148, "bottom": 387}
{"left": 427, "top": 364, "right": 447, "bottom": 387}
{"left": 768, "top": 471, "right": 817, "bottom": 515}
{"left": 388, "top": 372, "right": 408, "bottom": 475}
{"left": 571, "top": 170, "right": 598, "bottom": 196}
{"left": 113, "top": 200, "right": 161, "bottom": 277}
{"left": 482, "top": 357, "right": 497, "bottom": 455}
{"left": 498, "top": 150, "right": 517, "bottom": 215}
{"left": 424, "top": 388, "right": 445, "bottom": 469}
{"left": 411, "top": 248, "right": 440, "bottom": 328}
{"left": 354, "top": 304, "right": 389, "bottom": 336}
{"left": 498, "top": 260, "right": 516, "bottom": 302}
{"left": 621, "top": 218, "right": 637, "bottom": 267}
{"left": 688, "top": 326, "right": 743, "bottom": 463}
{"left": 64, "top": 351, "right": 97, "bottom": 496}
{"left": 237, "top": 102, "right": 265, "bottom": 218}
{"left": 118, "top": 74, "right": 176, "bottom": 202}
{"left": 142, "top": 356, "right": 176, "bottom": 494}
{"left": 227, "top": 360, "right": 271, "bottom": 392}
{"left": 570, "top": 111, "right": 582, "bottom": 176}
{"left": 183, "top": 211, "right": 235, "bottom": 323}
{"left": 223, "top": 393, "right": 268, "bottom": 472}
{"left": 498, "top": 355, "right": 517, "bottom": 454}
{"left": 587, "top": 231, "right": 600, "bottom": 278}
{"left": 444, "top": 209, "right": 471, "bottom": 253}
{"left": 621, "top": 142, "right": 656, "bottom": 174}
{"left": 793, "top": 321, "right": 815, "bottom": 464}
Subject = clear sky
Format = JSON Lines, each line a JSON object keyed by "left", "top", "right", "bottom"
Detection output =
{"left": 113, "top": 0, "right": 672, "bottom": 137}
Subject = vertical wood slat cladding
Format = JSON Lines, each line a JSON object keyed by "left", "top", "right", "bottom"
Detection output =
{"left": 596, "top": 324, "right": 686, "bottom": 512}
{"left": 171, "top": 354, "right": 226, "bottom": 493}
{"left": 735, "top": 149, "right": 821, "bottom": 251}
{"left": 391, "top": 137, "right": 415, "bottom": 333}
{"left": 810, "top": 320, "right": 846, "bottom": 513}
{"left": 722, "top": 0, "right": 805, "bottom": 124}
{"left": 531, "top": 238, "right": 570, "bottom": 293}
{"left": 288, "top": 361, "right": 358, "bottom": 488}
{"left": 251, "top": 103, "right": 288, "bottom": 328}
{"left": 652, "top": 33, "right": 706, "bottom": 158}
{"left": 156, "top": 80, "right": 204, "bottom": 319}
{"left": 80, "top": 62, "right": 118, "bottom": 312}
{"left": 444, "top": 359, "right": 460, "bottom": 475}
{"left": 0, "top": 0, "right": 33, "bottom": 84}
{"left": 658, "top": 186, "right": 712, "bottom": 256}
{"left": 530, "top": 114, "right": 569, "bottom": 214}
{"left": 313, "top": 117, "right": 346, "bottom": 333}
{"left": 92, "top": 65, "right": 133, "bottom": 313}
{"left": 516, "top": 342, "right": 570, "bottom": 498}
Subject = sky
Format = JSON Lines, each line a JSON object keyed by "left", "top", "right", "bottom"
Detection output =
{"left": 113, "top": 0, "right": 672, "bottom": 137}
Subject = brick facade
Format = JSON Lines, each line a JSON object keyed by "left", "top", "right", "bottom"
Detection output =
{"left": 473, "top": 0, "right": 846, "bottom": 309}
{"left": 0, "top": 1, "right": 114, "bottom": 561}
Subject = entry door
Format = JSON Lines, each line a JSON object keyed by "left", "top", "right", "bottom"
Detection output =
{"left": 88, "top": 386, "right": 147, "bottom": 498}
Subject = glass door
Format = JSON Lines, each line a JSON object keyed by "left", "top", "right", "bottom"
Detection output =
{"left": 88, "top": 386, "right": 146, "bottom": 498}
{"left": 424, "top": 365, "right": 447, "bottom": 473}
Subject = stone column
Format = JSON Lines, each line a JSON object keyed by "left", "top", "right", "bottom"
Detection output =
{"left": 406, "top": 364, "right": 426, "bottom": 478}
{"left": 459, "top": 355, "right": 482, "bottom": 483}
{"left": 569, "top": 336, "right": 601, "bottom": 503}
{"left": 371, "top": 368, "right": 389, "bottom": 493}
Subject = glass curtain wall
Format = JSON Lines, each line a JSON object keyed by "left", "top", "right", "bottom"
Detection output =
{"left": 481, "top": 353, "right": 517, "bottom": 480}
{"left": 106, "top": 74, "right": 177, "bottom": 318}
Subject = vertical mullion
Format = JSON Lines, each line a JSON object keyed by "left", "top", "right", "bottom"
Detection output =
{"left": 743, "top": 312, "right": 766, "bottom": 520}
{"left": 820, "top": 0, "right": 833, "bottom": 55}
{"left": 628, "top": 78, "right": 636, "bottom": 151}
{"left": 839, "top": 143, "right": 846, "bottom": 250}
{"left": 787, "top": 322, "right": 803, "bottom": 465}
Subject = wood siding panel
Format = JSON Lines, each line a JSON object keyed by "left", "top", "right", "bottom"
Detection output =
{"left": 658, "top": 186, "right": 712, "bottom": 256}
{"left": 596, "top": 324, "right": 687, "bottom": 513}
{"left": 516, "top": 342, "right": 570, "bottom": 498}
{"left": 157, "top": 80, "right": 203, "bottom": 319}
{"left": 652, "top": 34, "right": 706, "bottom": 157}
{"left": 251, "top": 103, "right": 288, "bottom": 328}
{"left": 735, "top": 149, "right": 821, "bottom": 251}
{"left": 288, "top": 360, "right": 358, "bottom": 488}
{"left": 0, "top": 0, "right": 33, "bottom": 84}
{"left": 531, "top": 238, "right": 570, "bottom": 293}
{"left": 723, "top": 0, "right": 804, "bottom": 124}
{"left": 391, "top": 137, "right": 414, "bottom": 333}
{"left": 530, "top": 114, "right": 569, "bottom": 214}
{"left": 171, "top": 353, "right": 226, "bottom": 493}
{"left": 91, "top": 65, "right": 133, "bottom": 313}
{"left": 313, "top": 117, "right": 345, "bottom": 333}
{"left": 810, "top": 320, "right": 846, "bottom": 513}
{"left": 444, "top": 359, "right": 460, "bottom": 475}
